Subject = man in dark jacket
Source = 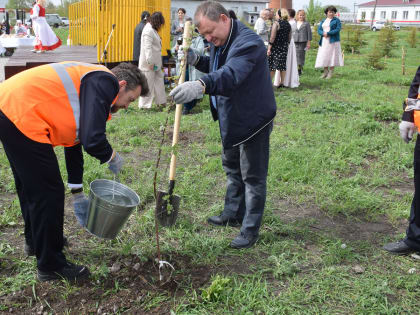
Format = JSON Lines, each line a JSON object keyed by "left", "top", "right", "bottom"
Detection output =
{"left": 132, "top": 11, "right": 150, "bottom": 65}
{"left": 384, "top": 66, "right": 420, "bottom": 255}
{"left": 170, "top": 1, "right": 276, "bottom": 249}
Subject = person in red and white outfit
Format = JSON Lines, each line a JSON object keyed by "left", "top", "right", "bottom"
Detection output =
{"left": 30, "top": 0, "right": 61, "bottom": 53}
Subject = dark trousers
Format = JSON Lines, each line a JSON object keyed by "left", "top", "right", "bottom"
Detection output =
{"left": 221, "top": 122, "right": 273, "bottom": 237}
{"left": 0, "top": 111, "right": 67, "bottom": 272}
{"left": 405, "top": 136, "right": 420, "bottom": 250}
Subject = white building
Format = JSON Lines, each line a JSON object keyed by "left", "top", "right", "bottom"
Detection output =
{"left": 357, "top": 0, "right": 420, "bottom": 27}
{"left": 171, "top": 0, "right": 270, "bottom": 25}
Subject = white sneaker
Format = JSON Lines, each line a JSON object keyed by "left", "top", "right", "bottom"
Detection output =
{"left": 320, "top": 70, "right": 328, "bottom": 79}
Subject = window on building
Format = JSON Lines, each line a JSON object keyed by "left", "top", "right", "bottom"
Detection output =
{"left": 254, "top": 6, "right": 257, "bottom": 12}
{"left": 371, "top": 11, "right": 375, "bottom": 19}
{"left": 391, "top": 11, "right": 397, "bottom": 19}
{"left": 403, "top": 11, "right": 408, "bottom": 19}
{"left": 416, "top": 11, "right": 420, "bottom": 20}
{"left": 380, "top": 11, "right": 386, "bottom": 19}
{"left": 361, "top": 11, "right": 366, "bottom": 20}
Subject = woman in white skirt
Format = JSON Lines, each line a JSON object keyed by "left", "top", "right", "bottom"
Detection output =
{"left": 30, "top": 0, "right": 61, "bottom": 53}
{"left": 281, "top": 9, "right": 300, "bottom": 88}
{"left": 315, "top": 6, "right": 343, "bottom": 79}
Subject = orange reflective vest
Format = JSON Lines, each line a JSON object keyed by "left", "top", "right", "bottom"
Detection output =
{"left": 0, "top": 62, "right": 117, "bottom": 147}
{"left": 413, "top": 91, "right": 420, "bottom": 132}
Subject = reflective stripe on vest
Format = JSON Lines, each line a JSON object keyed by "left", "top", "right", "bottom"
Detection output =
{"left": 412, "top": 85, "right": 420, "bottom": 132}
{"left": 0, "top": 62, "right": 116, "bottom": 146}
{"left": 49, "top": 62, "right": 111, "bottom": 141}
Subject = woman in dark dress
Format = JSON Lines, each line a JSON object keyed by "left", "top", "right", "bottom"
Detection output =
{"left": 267, "top": 9, "right": 291, "bottom": 87}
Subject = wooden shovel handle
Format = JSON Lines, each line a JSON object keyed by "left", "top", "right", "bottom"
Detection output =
{"left": 169, "top": 21, "right": 192, "bottom": 181}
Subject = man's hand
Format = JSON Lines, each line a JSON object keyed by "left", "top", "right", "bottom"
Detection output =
{"left": 73, "top": 192, "right": 89, "bottom": 227}
{"left": 399, "top": 121, "right": 417, "bottom": 143}
{"left": 177, "top": 47, "right": 198, "bottom": 66}
{"left": 108, "top": 151, "right": 124, "bottom": 175}
{"left": 169, "top": 81, "right": 204, "bottom": 104}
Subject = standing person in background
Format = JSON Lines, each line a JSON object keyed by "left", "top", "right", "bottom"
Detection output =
{"left": 315, "top": 6, "right": 343, "bottom": 79}
{"left": 294, "top": 9, "right": 312, "bottom": 75}
{"left": 132, "top": 11, "right": 150, "bottom": 65}
{"left": 268, "top": 9, "right": 291, "bottom": 88}
{"left": 173, "top": 19, "right": 207, "bottom": 115}
{"left": 169, "top": 1, "right": 276, "bottom": 249}
{"left": 171, "top": 8, "right": 186, "bottom": 39}
{"left": 228, "top": 10, "right": 237, "bottom": 20}
{"left": 254, "top": 9, "right": 269, "bottom": 45}
{"left": 30, "top": 0, "right": 61, "bottom": 53}
{"left": 0, "top": 62, "right": 149, "bottom": 282}
{"left": 139, "top": 12, "right": 167, "bottom": 110}
{"left": 383, "top": 67, "right": 420, "bottom": 255}
{"left": 281, "top": 9, "right": 299, "bottom": 88}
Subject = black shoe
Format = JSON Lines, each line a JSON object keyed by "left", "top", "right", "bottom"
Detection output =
{"left": 25, "top": 237, "right": 69, "bottom": 257}
{"left": 383, "top": 240, "right": 416, "bottom": 255}
{"left": 37, "top": 261, "right": 90, "bottom": 282}
{"left": 230, "top": 233, "right": 258, "bottom": 249}
{"left": 182, "top": 108, "right": 190, "bottom": 115}
{"left": 207, "top": 214, "right": 242, "bottom": 227}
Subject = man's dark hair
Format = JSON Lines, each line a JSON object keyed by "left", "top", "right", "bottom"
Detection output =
{"left": 288, "top": 9, "right": 295, "bottom": 18}
{"left": 141, "top": 11, "right": 150, "bottom": 21}
{"left": 194, "top": 1, "right": 229, "bottom": 28}
{"left": 324, "top": 6, "right": 337, "bottom": 14}
{"left": 111, "top": 63, "right": 149, "bottom": 96}
{"left": 150, "top": 11, "right": 165, "bottom": 31}
{"left": 228, "top": 10, "right": 237, "bottom": 20}
{"left": 178, "top": 8, "right": 186, "bottom": 14}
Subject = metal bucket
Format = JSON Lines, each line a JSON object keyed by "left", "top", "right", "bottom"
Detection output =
{"left": 86, "top": 179, "right": 140, "bottom": 239}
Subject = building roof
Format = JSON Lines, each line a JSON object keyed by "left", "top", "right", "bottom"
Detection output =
{"left": 174, "top": 0, "right": 270, "bottom": 2}
{"left": 359, "top": 0, "right": 420, "bottom": 7}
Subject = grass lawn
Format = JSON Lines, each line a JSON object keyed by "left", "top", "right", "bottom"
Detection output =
{"left": 0, "top": 28, "right": 419, "bottom": 314}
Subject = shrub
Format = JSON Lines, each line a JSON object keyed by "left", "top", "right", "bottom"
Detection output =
{"left": 408, "top": 27, "right": 417, "bottom": 48}
{"left": 377, "top": 25, "right": 397, "bottom": 57}
{"left": 365, "top": 42, "right": 385, "bottom": 70}
{"left": 311, "top": 24, "right": 320, "bottom": 49}
{"left": 342, "top": 26, "right": 365, "bottom": 53}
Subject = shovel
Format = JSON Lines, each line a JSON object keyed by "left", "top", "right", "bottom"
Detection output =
{"left": 155, "top": 21, "right": 193, "bottom": 227}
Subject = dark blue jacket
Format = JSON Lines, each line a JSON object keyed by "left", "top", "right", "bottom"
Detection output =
{"left": 195, "top": 19, "right": 276, "bottom": 148}
{"left": 318, "top": 17, "right": 341, "bottom": 46}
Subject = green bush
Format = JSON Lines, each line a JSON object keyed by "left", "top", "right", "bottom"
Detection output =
{"left": 377, "top": 25, "right": 397, "bottom": 57}
{"left": 342, "top": 26, "right": 365, "bottom": 53}
{"left": 365, "top": 42, "right": 386, "bottom": 70}
{"left": 408, "top": 27, "right": 417, "bottom": 48}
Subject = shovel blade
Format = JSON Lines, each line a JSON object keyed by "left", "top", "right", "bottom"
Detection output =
{"left": 155, "top": 191, "right": 180, "bottom": 227}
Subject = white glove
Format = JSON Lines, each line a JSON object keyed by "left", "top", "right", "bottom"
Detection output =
{"left": 399, "top": 121, "right": 417, "bottom": 143}
{"left": 169, "top": 81, "right": 204, "bottom": 104}
{"left": 177, "top": 47, "right": 198, "bottom": 66}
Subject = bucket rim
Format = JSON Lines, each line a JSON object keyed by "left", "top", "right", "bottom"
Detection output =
{"left": 89, "top": 179, "right": 140, "bottom": 207}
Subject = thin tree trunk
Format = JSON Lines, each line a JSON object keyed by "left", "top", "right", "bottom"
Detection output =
{"left": 370, "top": 0, "right": 378, "bottom": 29}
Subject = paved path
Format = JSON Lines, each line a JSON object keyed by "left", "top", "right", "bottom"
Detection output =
{"left": 0, "top": 57, "right": 9, "bottom": 82}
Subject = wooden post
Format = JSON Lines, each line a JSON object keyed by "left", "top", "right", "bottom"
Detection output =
{"left": 402, "top": 46, "right": 406, "bottom": 75}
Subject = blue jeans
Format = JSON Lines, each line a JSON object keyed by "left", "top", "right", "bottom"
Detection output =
{"left": 221, "top": 122, "right": 273, "bottom": 237}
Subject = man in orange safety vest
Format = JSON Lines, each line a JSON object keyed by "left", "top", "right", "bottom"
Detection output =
{"left": 0, "top": 62, "right": 149, "bottom": 281}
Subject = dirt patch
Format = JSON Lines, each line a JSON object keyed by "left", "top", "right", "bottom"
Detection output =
{"left": 273, "top": 198, "right": 406, "bottom": 244}
{"left": 1, "top": 252, "right": 211, "bottom": 314}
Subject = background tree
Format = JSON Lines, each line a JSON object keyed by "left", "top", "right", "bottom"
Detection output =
{"left": 329, "top": 5, "right": 350, "bottom": 13}
{"left": 305, "top": 0, "right": 324, "bottom": 25}
{"left": 377, "top": 25, "right": 397, "bottom": 57}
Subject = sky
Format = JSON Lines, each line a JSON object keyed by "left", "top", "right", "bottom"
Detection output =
{"left": 292, "top": 0, "right": 365, "bottom": 12}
